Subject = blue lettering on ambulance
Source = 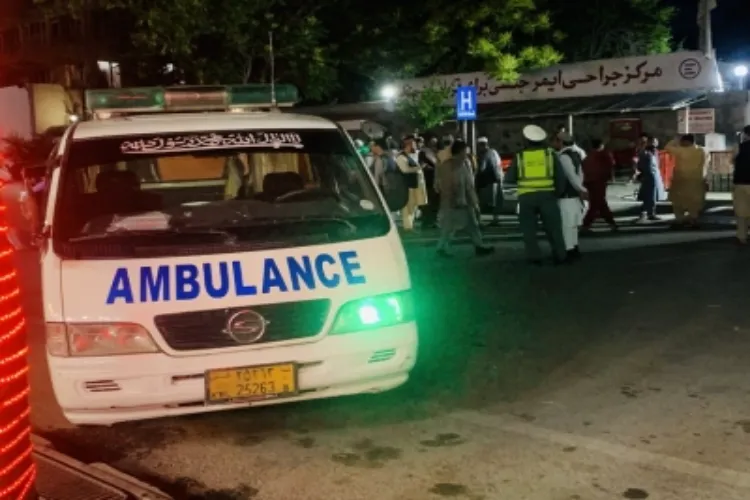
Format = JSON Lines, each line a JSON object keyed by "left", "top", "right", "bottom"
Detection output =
{"left": 107, "top": 268, "right": 134, "bottom": 304}
{"left": 204, "top": 262, "right": 229, "bottom": 298}
{"left": 315, "top": 254, "right": 339, "bottom": 288}
{"left": 140, "top": 265, "right": 170, "bottom": 302}
{"left": 340, "top": 250, "right": 366, "bottom": 285}
{"left": 175, "top": 264, "right": 200, "bottom": 300}
{"left": 261, "top": 258, "right": 288, "bottom": 294}
{"left": 232, "top": 260, "right": 258, "bottom": 296}
{"left": 105, "top": 251, "right": 367, "bottom": 304}
{"left": 287, "top": 256, "right": 315, "bottom": 291}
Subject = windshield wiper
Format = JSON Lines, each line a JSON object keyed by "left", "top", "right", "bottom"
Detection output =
{"left": 241, "top": 215, "right": 358, "bottom": 232}
{"left": 68, "top": 227, "right": 234, "bottom": 243}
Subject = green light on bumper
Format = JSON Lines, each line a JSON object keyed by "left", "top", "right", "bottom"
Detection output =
{"left": 331, "top": 291, "right": 414, "bottom": 334}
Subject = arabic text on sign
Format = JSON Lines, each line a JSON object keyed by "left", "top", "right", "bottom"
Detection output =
{"left": 106, "top": 250, "right": 367, "bottom": 304}
{"left": 120, "top": 132, "right": 304, "bottom": 154}
{"left": 404, "top": 61, "right": 665, "bottom": 98}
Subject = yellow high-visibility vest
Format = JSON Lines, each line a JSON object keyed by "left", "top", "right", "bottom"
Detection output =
{"left": 516, "top": 149, "right": 555, "bottom": 195}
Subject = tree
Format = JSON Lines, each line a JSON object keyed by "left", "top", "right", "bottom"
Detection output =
{"left": 321, "top": 0, "right": 564, "bottom": 100}
{"left": 33, "top": 0, "right": 673, "bottom": 103}
{"left": 35, "top": 0, "right": 338, "bottom": 99}
{"left": 543, "top": 0, "right": 675, "bottom": 61}
{"left": 396, "top": 81, "right": 453, "bottom": 132}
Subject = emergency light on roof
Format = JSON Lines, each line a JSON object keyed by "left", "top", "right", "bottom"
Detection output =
{"left": 85, "top": 84, "right": 299, "bottom": 116}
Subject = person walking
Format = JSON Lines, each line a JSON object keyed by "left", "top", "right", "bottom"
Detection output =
{"left": 554, "top": 132, "right": 588, "bottom": 259}
{"left": 476, "top": 136, "right": 504, "bottom": 226}
{"left": 555, "top": 125, "right": 587, "bottom": 160}
{"left": 395, "top": 135, "right": 427, "bottom": 232}
{"left": 733, "top": 125, "right": 750, "bottom": 245}
{"left": 665, "top": 134, "right": 710, "bottom": 228}
{"left": 581, "top": 139, "right": 617, "bottom": 232}
{"left": 634, "top": 136, "right": 665, "bottom": 222}
{"left": 505, "top": 125, "right": 568, "bottom": 265}
{"left": 419, "top": 136, "right": 440, "bottom": 228}
{"left": 435, "top": 139, "right": 494, "bottom": 257}
{"left": 369, "top": 138, "right": 397, "bottom": 193}
{"left": 434, "top": 135, "right": 454, "bottom": 198}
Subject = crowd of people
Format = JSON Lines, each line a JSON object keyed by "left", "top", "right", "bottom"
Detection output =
{"left": 362, "top": 123, "right": 750, "bottom": 264}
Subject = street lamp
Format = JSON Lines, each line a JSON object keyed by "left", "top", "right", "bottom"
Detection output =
{"left": 380, "top": 84, "right": 398, "bottom": 101}
{"left": 733, "top": 64, "right": 748, "bottom": 90}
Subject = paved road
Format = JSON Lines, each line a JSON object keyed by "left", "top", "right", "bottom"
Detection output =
{"left": 18, "top": 213, "right": 750, "bottom": 499}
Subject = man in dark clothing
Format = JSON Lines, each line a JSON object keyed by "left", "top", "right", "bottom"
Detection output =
{"left": 436, "top": 139, "right": 494, "bottom": 257}
{"left": 475, "top": 136, "right": 503, "bottom": 226}
{"left": 419, "top": 136, "right": 439, "bottom": 228}
{"left": 581, "top": 139, "right": 617, "bottom": 232}
{"left": 733, "top": 125, "right": 750, "bottom": 244}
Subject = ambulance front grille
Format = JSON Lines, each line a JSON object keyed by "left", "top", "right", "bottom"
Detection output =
{"left": 154, "top": 298, "right": 331, "bottom": 351}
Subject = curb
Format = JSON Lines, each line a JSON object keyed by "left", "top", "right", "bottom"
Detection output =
{"left": 401, "top": 221, "right": 736, "bottom": 247}
{"left": 32, "top": 434, "right": 172, "bottom": 499}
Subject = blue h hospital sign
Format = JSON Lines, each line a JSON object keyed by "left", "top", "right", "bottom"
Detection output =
{"left": 455, "top": 85, "right": 477, "bottom": 120}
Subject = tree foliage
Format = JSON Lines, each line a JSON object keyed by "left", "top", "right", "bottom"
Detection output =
{"left": 396, "top": 81, "right": 453, "bottom": 132}
{"left": 325, "top": 0, "right": 563, "bottom": 94}
{"left": 544, "top": 0, "right": 674, "bottom": 61}
{"left": 33, "top": 0, "right": 675, "bottom": 101}
{"left": 35, "top": 0, "right": 337, "bottom": 99}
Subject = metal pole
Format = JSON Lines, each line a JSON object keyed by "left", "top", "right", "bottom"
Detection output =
{"left": 698, "top": 0, "right": 715, "bottom": 58}
{"left": 470, "top": 121, "right": 477, "bottom": 159}
{"left": 268, "top": 31, "right": 276, "bottom": 105}
{"left": 567, "top": 114, "right": 574, "bottom": 136}
{"left": 462, "top": 120, "right": 468, "bottom": 142}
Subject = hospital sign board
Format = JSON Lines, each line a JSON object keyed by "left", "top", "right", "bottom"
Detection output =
{"left": 677, "top": 108, "right": 715, "bottom": 134}
{"left": 395, "top": 51, "right": 721, "bottom": 104}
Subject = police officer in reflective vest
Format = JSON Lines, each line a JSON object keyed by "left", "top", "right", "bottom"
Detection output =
{"left": 505, "top": 125, "right": 568, "bottom": 265}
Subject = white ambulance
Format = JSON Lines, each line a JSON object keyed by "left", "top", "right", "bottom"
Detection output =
{"left": 39, "top": 85, "right": 417, "bottom": 426}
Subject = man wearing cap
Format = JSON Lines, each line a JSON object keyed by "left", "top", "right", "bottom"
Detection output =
{"left": 504, "top": 125, "right": 568, "bottom": 265}
{"left": 556, "top": 125, "right": 587, "bottom": 160}
{"left": 476, "top": 136, "right": 503, "bottom": 226}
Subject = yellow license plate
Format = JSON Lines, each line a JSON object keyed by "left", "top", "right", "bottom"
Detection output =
{"left": 205, "top": 363, "right": 298, "bottom": 404}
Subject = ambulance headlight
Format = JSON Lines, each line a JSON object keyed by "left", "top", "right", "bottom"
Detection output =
{"left": 46, "top": 322, "right": 160, "bottom": 357}
{"left": 331, "top": 291, "right": 414, "bottom": 334}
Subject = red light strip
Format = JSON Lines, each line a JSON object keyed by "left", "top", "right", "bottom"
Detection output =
{"left": 0, "top": 180, "right": 35, "bottom": 499}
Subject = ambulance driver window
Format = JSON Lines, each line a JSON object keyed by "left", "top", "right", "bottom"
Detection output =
{"left": 53, "top": 129, "right": 390, "bottom": 257}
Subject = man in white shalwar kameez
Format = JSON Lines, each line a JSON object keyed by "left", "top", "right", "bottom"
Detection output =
{"left": 554, "top": 132, "right": 588, "bottom": 259}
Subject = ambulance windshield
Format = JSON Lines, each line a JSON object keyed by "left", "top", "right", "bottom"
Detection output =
{"left": 54, "top": 128, "right": 389, "bottom": 257}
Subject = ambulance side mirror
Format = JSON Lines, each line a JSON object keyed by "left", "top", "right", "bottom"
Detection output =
{"left": 381, "top": 172, "right": 409, "bottom": 211}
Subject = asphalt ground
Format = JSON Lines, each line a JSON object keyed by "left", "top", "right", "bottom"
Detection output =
{"left": 18, "top": 212, "right": 750, "bottom": 499}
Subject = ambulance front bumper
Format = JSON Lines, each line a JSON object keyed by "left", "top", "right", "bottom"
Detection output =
{"left": 48, "top": 323, "right": 418, "bottom": 426}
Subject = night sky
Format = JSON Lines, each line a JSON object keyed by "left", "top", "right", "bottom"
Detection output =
{"left": 667, "top": 0, "right": 750, "bottom": 60}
